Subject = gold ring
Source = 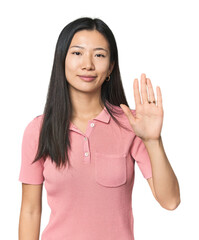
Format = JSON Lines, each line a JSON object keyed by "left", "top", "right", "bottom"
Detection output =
{"left": 148, "top": 100, "right": 156, "bottom": 104}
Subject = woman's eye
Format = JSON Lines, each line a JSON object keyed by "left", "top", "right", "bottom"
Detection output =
{"left": 96, "top": 54, "right": 105, "bottom": 58}
{"left": 72, "top": 52, "right": 81, "bottom": 55}
{"left": 71, "top": 52, "right": 105, "bottom": 57}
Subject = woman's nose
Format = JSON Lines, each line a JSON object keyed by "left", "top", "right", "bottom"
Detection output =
{"left": 81, "top": 54, "right": 95, "bottom": 70}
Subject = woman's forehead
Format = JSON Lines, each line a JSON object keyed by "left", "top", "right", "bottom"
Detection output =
{"left": 69, "top": 30, "right": 109, "bottom": 49}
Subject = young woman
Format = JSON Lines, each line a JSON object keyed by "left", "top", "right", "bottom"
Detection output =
{"left": 18, "top": 17, "right": 180, "bottom": 240}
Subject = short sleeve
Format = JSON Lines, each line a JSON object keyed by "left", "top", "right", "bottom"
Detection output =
{"left": 130, "top": 135, "right": 152, "bottom": 179}
{"left": 18, "top": 116, "right": 44, "bottom": 184}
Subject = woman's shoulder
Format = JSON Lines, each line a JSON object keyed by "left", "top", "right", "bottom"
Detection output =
{"left": 24, "top": 114, "right": 44, "bottom": 134}
{"left": 109, "top": 104, "right": 136, "bottom": 131}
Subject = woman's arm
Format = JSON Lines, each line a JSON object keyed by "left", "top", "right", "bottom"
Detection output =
{"left": 120, "top": 73, "right": 180, "bottom": 210}
{"left": 18, "top": 183, "right": 43, "bottom": 240}
{"left": 144, "top": 136, "right": 180, "bottom": 210}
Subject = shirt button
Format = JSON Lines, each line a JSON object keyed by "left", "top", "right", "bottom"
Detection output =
{"left": 85, "top": 152, "right": 89, "bottom": 157}
{"left": 90, "top": 123, "right": 95, "bottom": 127}
{"left": 84, "top": 137, "right": 87, "bottom": 141}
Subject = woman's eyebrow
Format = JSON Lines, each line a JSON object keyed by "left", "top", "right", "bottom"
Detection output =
{"left": 70, "top": 45, "right": 108, "bottom": 52}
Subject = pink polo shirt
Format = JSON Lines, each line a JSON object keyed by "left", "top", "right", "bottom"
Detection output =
{"left": 19, "top": 103, "right": 152, "bottom": 240}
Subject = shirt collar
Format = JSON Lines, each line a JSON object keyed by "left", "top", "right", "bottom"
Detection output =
{"left": 69, "top": 105, "right": 111, "bottom": 131}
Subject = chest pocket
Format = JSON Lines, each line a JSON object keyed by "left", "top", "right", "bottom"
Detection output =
{"left": 94, "top": 152, "right": 127, "bottom": 187}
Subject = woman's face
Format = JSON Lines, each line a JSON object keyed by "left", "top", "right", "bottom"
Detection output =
{"left": 65, "top": 30, "right": 114, "bottom": 93}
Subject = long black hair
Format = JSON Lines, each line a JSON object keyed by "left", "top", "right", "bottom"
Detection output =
{"left": 32, "top": 17, "right": 131, "bottom": 170}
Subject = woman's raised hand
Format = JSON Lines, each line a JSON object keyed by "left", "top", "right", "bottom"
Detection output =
{"left": 120, "top": 73, "right": 164, "bottom": 142}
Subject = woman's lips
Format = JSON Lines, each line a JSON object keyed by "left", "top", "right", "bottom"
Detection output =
{"left": 78, "top": 75, "right": 97, "bottom": 82}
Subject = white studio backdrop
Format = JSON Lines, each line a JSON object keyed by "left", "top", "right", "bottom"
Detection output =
{"left": 0, "top": 0, "right": 198, "bottom": 239}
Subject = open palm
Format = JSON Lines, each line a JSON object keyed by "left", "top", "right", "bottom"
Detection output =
{"left": 120, "top": 73, "right": 164, "bottom": 142}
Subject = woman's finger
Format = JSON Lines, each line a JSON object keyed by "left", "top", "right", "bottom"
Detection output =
{"left": 140, "top": 73, "right": 148, "bottom": 104}
{"left": 156, "top": 86, "right": 163, "bottom": 108}
{"left": 147, "top": 78, "right": 156, "bottom": 103}
{"left": 133, "top": 78, "right": 141, "bottom": 108}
